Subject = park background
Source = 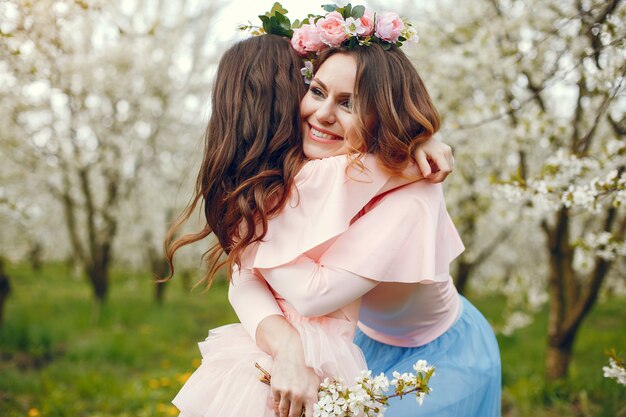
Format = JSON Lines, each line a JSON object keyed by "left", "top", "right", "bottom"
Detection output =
{"left": 0, "top": 0, "right": 624, "bottom": 416}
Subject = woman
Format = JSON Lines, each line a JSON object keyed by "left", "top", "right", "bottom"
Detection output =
{"left": 229, "top": 45, "right": 501, "bottom": 417}
{"left": 166, "top": 34, "right": 453, "bottom": 417}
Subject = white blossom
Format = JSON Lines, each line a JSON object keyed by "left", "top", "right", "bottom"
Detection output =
{"left": 578, "top": 232, "right": 626, "bottom": 261}
{"left": 311, "top": 361, "right": 434, "bottom": 416}
{"left": 603, "top": 358, "right": 626, "bottom": 386}
{"left": 412, "top": 360, "right": 434, "bottom": 375}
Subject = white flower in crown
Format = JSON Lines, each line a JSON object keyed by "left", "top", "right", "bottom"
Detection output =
{"left": 401, "top": 19, "right": 419, "bottom": 43}
{"left": 343, "top": 16, "right": 366, "bottom": 36}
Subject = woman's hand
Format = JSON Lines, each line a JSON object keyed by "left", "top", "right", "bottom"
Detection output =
{"left": 256, "top": 316, "right": 320, "bottom": 417}
{"left": 271, "top": 341, "right": 321, "bottom": 417}
{"left": 413, "top": 136, "right": 454, "bottom": 183}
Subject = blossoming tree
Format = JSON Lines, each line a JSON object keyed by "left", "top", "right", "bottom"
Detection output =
{"left": 1, "top": 0, "right": 222, "bottom": 302}
{"left": 408, "top": 0, "right": 625, "bottom": 380}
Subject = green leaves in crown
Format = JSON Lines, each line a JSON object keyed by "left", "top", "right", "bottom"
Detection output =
{"left": 239, "top": 2, "right": 371, "bottom": 38}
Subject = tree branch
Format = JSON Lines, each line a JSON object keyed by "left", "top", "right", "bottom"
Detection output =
{"left": 454, "top": 38, "right": 623, "bottom": 131}
{"left": 607, "top": 114, "right": 626, "bottom": 136}
{"left": 472, "top": 225, "right": 513, "bottom": 268}
{"left": 579, "top": 65, "right": 626, "bottom": 155}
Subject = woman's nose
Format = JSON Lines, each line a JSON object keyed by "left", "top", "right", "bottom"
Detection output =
{"left": 315, "top": 100, "right": 336, "bottom": 125}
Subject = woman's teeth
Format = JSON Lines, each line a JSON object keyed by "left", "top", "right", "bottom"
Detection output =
{"left": 311, "top": 127, "right": 339, "bottom": 140}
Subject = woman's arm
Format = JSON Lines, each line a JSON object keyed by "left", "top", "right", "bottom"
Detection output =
{"left": 228, "top": 269, "right": 319, "bottom": 417}
{"left": 377, "top": 137, "right": 454, "bottom": 195}
{"left": 229, "top": 262, "right": 376, "bottom": 416}
{"left": 227, "top": 268, "right": 283, "bottom": 342}
{"left": 259, "top": 254, "right": 378, "bottom": 317}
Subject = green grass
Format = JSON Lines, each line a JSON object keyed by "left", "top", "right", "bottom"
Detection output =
{"left": 0, "top": 263, "right": 624, "bottom": 416}
{"left": 472, "top": 295, "right": 626, "bottom": 417}
{"left": 0, "top": 263, "right": 237, "bottom": 417}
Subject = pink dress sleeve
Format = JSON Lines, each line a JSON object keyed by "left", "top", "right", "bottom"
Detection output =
{"left": 250, "top": 154, "right": 392, "bottom": 269}
{"left": 259, "top": 255, "right": 378, "bottom": 317}
{"left": 321, "top": 181, "right": 464, "bottom": 283}
{"left": 227, "top": 266, "right": 283, "bottom": 342}
{"left": 258, "top": 181, "right": 464, "bottom": 316}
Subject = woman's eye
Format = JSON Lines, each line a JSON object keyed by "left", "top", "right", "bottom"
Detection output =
{"left": 340, "top": 99, "right": 353, "bottom": 110}
{"left": 310, "top": 87, "right": 324, "bottom": 97}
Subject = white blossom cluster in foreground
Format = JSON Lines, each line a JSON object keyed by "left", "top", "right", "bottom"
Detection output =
{"left": 603, "top": 357, "right": 626, "bottom": 386}
{"left": 313, "top": 360, "right": 435, "bottom": 417}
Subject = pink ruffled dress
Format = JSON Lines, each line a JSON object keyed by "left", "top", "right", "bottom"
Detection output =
{"left": 225, "top": 154, "right": 501, "bottom": 417}
{"left": 172, "top": 298, "right": 365, "bottom": 417}
{"left": 172, "top": 155, "right": 395, "bottom": 417}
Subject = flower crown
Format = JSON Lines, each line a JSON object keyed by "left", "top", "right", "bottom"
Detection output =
{"left": 239, "top": 3, "right": 418, "bottom": 81}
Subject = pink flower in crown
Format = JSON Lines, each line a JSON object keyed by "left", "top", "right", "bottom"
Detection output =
{"left": 359, "top": 9, "right": 375, "bottom": 36}
{"left": 291, "top": 20, "right": 325, "bottom": 56}
{"left": 316, "top": 11, "right": 348, "bottom": 47}
{"left": 375, "top": 11, "right": 405, "bottom": 43}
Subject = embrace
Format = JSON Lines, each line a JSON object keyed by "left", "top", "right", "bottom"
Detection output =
{"left": 166, "top": 3, "right": 501, "bottom": 417}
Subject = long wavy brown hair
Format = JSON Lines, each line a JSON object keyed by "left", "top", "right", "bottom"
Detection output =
{"left": 315, "top": 45, "right": 441, "bottom": 176}
{"left": 165, "top": 35, "right": 306, "bottom": 288}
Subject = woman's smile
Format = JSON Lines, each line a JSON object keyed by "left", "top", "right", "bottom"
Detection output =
{"left": 307, "top": 123, "right": 343, "bottom": 144}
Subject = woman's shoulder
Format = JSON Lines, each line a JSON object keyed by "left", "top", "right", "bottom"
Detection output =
{"left": 295, "top": 154, "right": 387, "bottom": 185}
{"left": 251, "top": 155, "right": 390, "bottom": 270}
{"left": 375, "top": 180, "right": 445, "bottom": 212}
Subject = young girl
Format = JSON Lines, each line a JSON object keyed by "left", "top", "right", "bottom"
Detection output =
{"left": 167, "top": 34, "right": 452, "bottom": 417}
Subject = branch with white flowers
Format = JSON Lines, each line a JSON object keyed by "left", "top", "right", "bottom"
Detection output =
{"left": 256, "top": 360, "right": 435, "bottom": 417}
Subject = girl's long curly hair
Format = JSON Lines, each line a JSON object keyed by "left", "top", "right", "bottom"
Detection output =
{"left": 164, "top": 35, "right": 307, "bottom": 288}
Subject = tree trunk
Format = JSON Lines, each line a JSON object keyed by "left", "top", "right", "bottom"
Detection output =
{"left": 543, "top": 206, "right": 618, "bottom": 381}
{"left": 29, "top": 242, "right": 43, "bottom": 272}
{"left": 145, "top": 231, "right": 170, "bottom": 305}
{"left": 87, "top": 262, "right": 109, "bottom": 303}
{"left": 154, "top": 280, "right": 167, "bottom": 304}
{"left": 152, "top": 258, "right": 170, "bottom": 305}
{"left": 0, "top": 269, "right": 10, "bottom": 327}
{"left": 544, "top": 209, "right": 569, "bottom": 380}
{"left": 546, "top": 344, "right": 572, "bottom": 380}
{"left": 454, "top": 260, "right": 473, "bottom": 295}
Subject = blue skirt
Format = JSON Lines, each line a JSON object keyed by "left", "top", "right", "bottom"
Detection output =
{"left": 354, "top": 296, "right": 501, "bottom": 417}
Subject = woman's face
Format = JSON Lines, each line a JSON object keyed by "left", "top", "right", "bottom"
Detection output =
{"left": 300, "top": 53, "right": 357, "bottom": 159}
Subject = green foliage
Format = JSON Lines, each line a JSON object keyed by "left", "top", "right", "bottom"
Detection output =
{"left": 263, "top": 2, "right": 288, "bottom": 18}
{"left": 321, "top": 3, "right": 365, "bottom": 19}
{"left": 259, "top": 2, "right": 293, "bottom": 38}
{"left": 0, "top": 264, "right": 623, "bottom": 416}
